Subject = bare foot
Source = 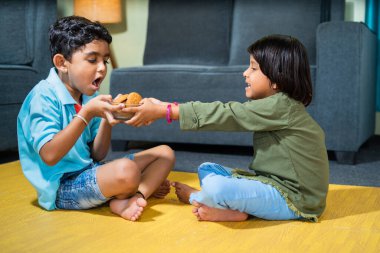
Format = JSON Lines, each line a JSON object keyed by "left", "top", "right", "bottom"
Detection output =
{"left": 192, "top": 201, "right": 248, "bottom": 222}
{"left": 152, "top": 179, "right": 171, "bottom": 198}
{"left": 109, "top": 195, "right": 147, "bottom": 221}
{"left": 171, "top": 181, "right": 199, "bottom": 204}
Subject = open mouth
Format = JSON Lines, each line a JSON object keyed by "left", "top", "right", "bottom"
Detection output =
{"left": 92, "top": 77, "right": 102, "bottom": 88}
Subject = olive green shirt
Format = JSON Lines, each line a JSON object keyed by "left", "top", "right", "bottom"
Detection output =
{"left": 179, "top": 92, "right": 329, "bottom": 222}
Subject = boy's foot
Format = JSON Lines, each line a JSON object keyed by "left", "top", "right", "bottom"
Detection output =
{"left": 109, "top": 195, "right": 147, "bottom": 221}
{"left": 152, "top": 179, "right": 171, "bottom": 198}
{"left": 192, "top": 201, "right": 248, "bottom": 222}
{"left": 171, "top": 181, "right": 199, "bottom": 204}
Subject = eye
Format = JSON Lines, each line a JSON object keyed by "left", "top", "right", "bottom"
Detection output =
{"left": 104, "top": 59, "right": 110, "bottom": 65}
{"left": 88, "top": 58, "right": 96, "bottom": 63}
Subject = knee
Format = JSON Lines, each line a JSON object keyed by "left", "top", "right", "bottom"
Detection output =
{"left": 113, "top": 158, "right": 140, "bottom": 192}
{"left": 201, "top": 176, "right": 230, "bottom": 201}
{"left": 198, "top": 162, "right": 217, "bottom": 173}
{"left": 157, "top": 145, "right": 176, "bottom": 164}
{"left": 197, "top": 162, "right": 218, "bottom": 181}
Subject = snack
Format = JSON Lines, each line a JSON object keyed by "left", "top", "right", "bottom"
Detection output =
{"left": 113, "top": 93, "right": 129, "bottom": 104}
{"left": 112, "top": 92, "right": 142, "bottom": 120}
{"left": 125, "top": 92, "right": 142, "bottom": 105}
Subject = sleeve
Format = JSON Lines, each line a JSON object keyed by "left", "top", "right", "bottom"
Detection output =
{"left": 28, "top": 90, "right": 62, "bottom": 153}
{"left": 179, "top": 95, "right": 291, "bottom": 132}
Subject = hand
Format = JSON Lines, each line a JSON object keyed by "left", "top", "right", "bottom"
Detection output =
{"left": 80, "top": 95, "right": 125, "bottom": 120}
{"left": 146, "top": 97, "right": 163, "bottom": 105}
{"left": 123, "top": 98, "right": 165, "bottom": 127}
{"left": 104, "top": 111, "right": 127, "bottom": 126}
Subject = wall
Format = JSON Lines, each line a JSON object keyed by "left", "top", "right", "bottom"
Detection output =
{"left": 58, "top": 0, "right": 379, "bottom": 135}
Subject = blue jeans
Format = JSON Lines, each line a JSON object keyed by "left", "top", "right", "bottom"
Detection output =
{"left": 189, "top": 162, "right": 301, "bottom": 220}
{"left": 55, "top": 154, "right": 135, "bottom": 210}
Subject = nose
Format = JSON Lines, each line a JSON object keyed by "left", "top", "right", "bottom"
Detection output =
{"left": 243, "top": 68, "right": 249, "bottom": 77}
{"left": 98, "top": 61, "right": 107, "bottom": 73}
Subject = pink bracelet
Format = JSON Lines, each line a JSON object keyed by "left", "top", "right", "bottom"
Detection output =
{"left": 166, "top": 104, "right": 172, "bottom": 124}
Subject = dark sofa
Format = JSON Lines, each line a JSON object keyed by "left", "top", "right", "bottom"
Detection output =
{"left": 110, "top": 0, "right": 377, "bottom": 164}
{"left": 0, "top": 0, "right": 57, "bottom": 152}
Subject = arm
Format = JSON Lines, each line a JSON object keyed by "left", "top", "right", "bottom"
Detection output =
{"left": 126, "top": 95, "right": 291, "bottom": 132}
{"left": 90, "top": 119, "right": 112, "bottom": 162}
{"left": 39, "top": 95, "right": 123, "bottom": 166}
{"left": 125, "top": 98, "right": 178, "bottom": 127}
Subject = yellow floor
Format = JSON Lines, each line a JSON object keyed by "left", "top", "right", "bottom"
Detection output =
{"left": 0, "top": 161, "right": 379, "bottom": 253}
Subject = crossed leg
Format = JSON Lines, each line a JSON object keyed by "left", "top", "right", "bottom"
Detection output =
{"left": 172, "top": 181, "right": 248, "bottom": 222}
{"left": 97, "top": 145, "right": 175, "bottom": 221}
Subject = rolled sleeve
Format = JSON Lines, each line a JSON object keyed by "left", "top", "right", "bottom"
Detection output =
{"left": 179, "top": 103, "right": 200, "bottom": 130}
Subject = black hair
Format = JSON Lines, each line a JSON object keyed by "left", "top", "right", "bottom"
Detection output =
{"left": 247, "top": 35, "right": 313, "bottom": 106}
{"left": 49, "top": 16, "right": 112, "bottom": 61}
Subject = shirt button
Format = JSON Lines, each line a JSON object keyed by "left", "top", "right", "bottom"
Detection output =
{"left": 192, "top": 118, "right": 197, "bottom": 123}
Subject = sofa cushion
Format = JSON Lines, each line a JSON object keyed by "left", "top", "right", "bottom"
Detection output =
{"left": 0, "top": 66, "right": 38, "bottom": 105}
{"left": 229, "top": 0, "right": 344, "bottom": 66}
{"left": 143, "top": 0, "right": 233, "bottom": 66}
{"left": 0, "top": 0, "right": 34, "bottom": 65}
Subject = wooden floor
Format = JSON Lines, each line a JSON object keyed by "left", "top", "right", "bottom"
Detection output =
{"left": 0, "top": 161, "right": 379, "bottom": 253}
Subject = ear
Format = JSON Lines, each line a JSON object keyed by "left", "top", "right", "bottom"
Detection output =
{"left": 53, "top": 54, "right": 68, "bottom": 73}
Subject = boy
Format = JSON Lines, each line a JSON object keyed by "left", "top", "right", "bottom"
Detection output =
{"left": 17, "top": 16, "right": 174, "bottom": 221}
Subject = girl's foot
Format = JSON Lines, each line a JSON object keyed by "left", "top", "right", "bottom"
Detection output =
{"left": 171, "top": 181, "right": 199, "bottom": 204}
{"left": 152, "top": 179, "right": 171, "bottom": 198}
{"left": 192, "top": 201, "right": 248, "bottom": 222}
{"left": 109, "top": 195, "right": 147, "bottom": 221}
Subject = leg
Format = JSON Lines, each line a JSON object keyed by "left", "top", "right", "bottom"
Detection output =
{"left": 172, "top": 162, "right": 233, "bottom": 204}
{"left": 197, "top": 162, "right": 233, "bottom": 185}
{"left": 192, "top": 201, "right": 248, "bottom": 222}
{"left": 132, "top": 145, "right": 175, "bottom": 199}
{"left": 96, "top": 158, "right": 147, "bottom": 221}
{"left": 191, "top": 174, "right": 300, "bottom": 221}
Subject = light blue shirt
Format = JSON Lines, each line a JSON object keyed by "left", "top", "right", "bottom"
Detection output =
{"left": 17, "top": 68, "right": 101, "bottom": 210}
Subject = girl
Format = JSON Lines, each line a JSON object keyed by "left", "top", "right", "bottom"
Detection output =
{"left": 124, "top": 35, "right": 329, "bottom": 222}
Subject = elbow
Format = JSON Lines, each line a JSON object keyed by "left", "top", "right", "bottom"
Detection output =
{"left": 40, "top": 152, "right": 60, "bottom": 166}
{"left": 42, "top": 156, "right": 59, "bottom": 166}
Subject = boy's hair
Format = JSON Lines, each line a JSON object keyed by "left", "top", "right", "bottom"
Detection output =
{"left": 247, "top": 35, "right": 313, "bottom": 106}
{"left": 49, "top": 16, "right": 112, "bottom": 61}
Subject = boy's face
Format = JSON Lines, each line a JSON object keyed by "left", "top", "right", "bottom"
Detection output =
{"left": 62, "top": 40, "right": 110, "bottom": 100}
{"left": 243, "top": 56, "right": 277, "bottom": 100}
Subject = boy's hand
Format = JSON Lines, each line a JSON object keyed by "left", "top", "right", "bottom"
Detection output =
{"left": 81, "top": 95, "right": 125, "bottom": 121}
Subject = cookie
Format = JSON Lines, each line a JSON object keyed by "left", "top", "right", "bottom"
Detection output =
{"left": 126, "top": 92, "right": 142, "bottom": 105}
{"left": 113, "top": 94, "right": 129, "bottom": 103}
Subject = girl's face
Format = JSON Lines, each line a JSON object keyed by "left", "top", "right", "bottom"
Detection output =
{"left": 243, "top": 56, "right": 277, "bottom": 100}
{"left": 62, "top": 40, "right": 110, "bottom": 102}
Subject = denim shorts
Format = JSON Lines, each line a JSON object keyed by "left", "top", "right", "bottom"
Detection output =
{"left": 55, "top": 154, "right": 135, "bottom": 210}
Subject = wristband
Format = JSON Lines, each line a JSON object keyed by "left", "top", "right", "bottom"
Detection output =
{"left": 73, "top": 114, "right": 89, "bottom": 126}
{"left": 166, "top": 104, "right": 172, "bottom": 124}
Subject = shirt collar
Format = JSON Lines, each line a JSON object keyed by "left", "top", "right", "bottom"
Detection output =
{"left": 46, "top": 67, "right": 95, "bottom": 105}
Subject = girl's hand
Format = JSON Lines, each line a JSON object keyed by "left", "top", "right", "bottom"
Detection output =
{"left": 146, "top": 97, "right": 163, "bottom": 105}
{"left": 124, "top": 98, "right": 166, "bottom": 127}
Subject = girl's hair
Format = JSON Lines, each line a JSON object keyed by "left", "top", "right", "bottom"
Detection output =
{"left": 49, "top": 16, "right": 112, "bottom": 61}
{"left": 247, "top": 35, "right": 313, "bottom": 106}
